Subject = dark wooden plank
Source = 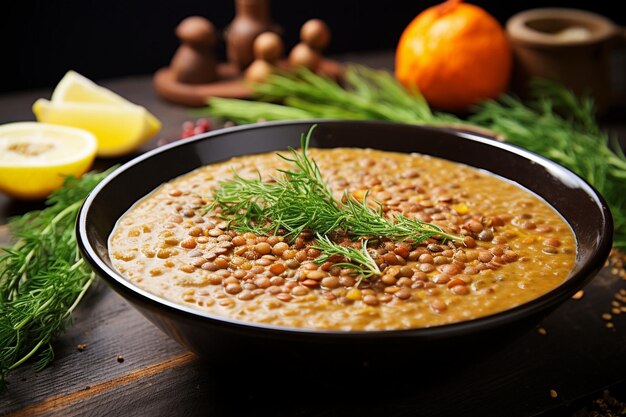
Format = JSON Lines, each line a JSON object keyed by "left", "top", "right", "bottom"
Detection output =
{"left": 4, "top": 352, "right": 195, "bottom": 417}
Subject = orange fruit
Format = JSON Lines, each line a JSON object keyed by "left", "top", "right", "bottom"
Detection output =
{"left": 395, "top": 0, "right": 512, "bottom": 112}
{"left": 33, "top": 71, "right": 161, "bottom": 157}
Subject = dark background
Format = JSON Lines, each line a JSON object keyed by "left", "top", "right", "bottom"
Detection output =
{"left": 2, "top": 0, "right": 625, "bottom": 93}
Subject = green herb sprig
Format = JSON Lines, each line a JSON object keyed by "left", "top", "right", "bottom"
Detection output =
{"left": 209, "top": 126, "right": 460, "bottom": 276}
{"left": 204, "top": 65, "right": 458, "bottom": 125}
{"left": 0, "top": 168, "right": 115, "bottom": 391}
{"left": 342, "top": 193, "right": 459, "bottom": 243}
{"left": 312, "top": 235, "right": 380, "bottom": 285}
{"left": 209, "top": 130, "right": 343, "bottom": 239}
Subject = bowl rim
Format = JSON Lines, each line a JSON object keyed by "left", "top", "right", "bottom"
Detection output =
{"left": 77, "top": 119, "right": 614, "bottom": 339}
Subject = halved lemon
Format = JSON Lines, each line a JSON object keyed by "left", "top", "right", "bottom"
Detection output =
{"left": 0, "top": 122, "right": 97, "bottom": 200}
{"left": 33, "top": 71, "right": 161, "bottom": 158}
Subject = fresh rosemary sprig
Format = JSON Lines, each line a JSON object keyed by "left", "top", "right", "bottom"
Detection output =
{"left": 210, "top": 169, "right": 344, "bottom": 239}
{"left": 0, "top": 167, "right": 115, "bottom": 391}
{"left": 342, "top": 193, "right": 460, "bottom": 243}
{"left": 205, "top": 97, "right": 314, "bottom": 124}
{"left": 311, "top": 235, "right": 381, "bottom": 283}
{"left": 203, "top": 65, "right": 459, "bottom": 125}
{"left": 210, "top": 128, "right": 343, "bottom": 239}
{"left": 210, "top": 126, "right": 460, "bottom": 277}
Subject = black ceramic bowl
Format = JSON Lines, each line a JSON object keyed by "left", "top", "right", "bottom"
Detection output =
{"left": 77, "top": 120, "right": 612, "bottom": 364}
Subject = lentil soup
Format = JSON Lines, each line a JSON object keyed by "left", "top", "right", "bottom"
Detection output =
{"left": 109, "top": 148, "right": 576, "bottom": 331}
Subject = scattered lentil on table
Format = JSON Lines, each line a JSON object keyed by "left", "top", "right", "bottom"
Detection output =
{"left": 109, "top": 148, "right": 576, "bottom": 331}
{"left": 599, "top": 250, "right": 626, "bottom": 330}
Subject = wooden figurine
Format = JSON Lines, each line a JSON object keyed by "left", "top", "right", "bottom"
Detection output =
{"left": 224, "top": 0, "right": 280, "bottom": 71}
{"left": 288, "top": 19, "right": 342, "bottom": 79}
{"left": 169, "top": 16, "right": 218, "bottom": 84}
{"left": 153, "top": 16, "right": 253, "bottom": 107}
{"left": 245, "top": 31, "right": 284, "bottom": 83}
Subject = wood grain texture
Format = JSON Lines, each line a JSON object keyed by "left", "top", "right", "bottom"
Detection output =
{"left": 5, "top": 353, "right": 194, "bottom": 417}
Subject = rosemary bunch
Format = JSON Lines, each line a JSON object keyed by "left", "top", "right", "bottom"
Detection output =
{"left": 204, "top": 65, "right": 458, "bottom": 125}
{"left": 342, "top": 194, "right": 459, "bottom": 243}
{"left": 471, "top": 80, "right": 626, "bottom": 251}
{"left": 211, "top": 127, "right": 343, "bottom": 239}
{"left": 312, "top": 235, "right": 380, "bottom": 284}
{"left": 0, "top": 168, "right": 114, "bottom": 391}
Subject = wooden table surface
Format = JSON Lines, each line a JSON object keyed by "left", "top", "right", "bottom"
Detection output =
{"left": 1, "top": 50, "right": 626, "bottom": 417}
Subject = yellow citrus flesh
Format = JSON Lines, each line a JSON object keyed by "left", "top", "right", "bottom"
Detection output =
{"left": 33, "top": 99, "right": 161, "bottom": 158}
{"left": 0, "top": 122, "right": 97, "bottom": 200}
{"left": 51, "top": 70, "right": 129, "bottom": 105}
{"left": 34, "top": 70, "right": 162, "bottom": 157}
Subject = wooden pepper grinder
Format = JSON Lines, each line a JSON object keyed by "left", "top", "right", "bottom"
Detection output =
{"left": 224, "top": 0, "right": 279, "bottom": 72}
{"left": 289, "top": 19, "right": 331, "bottom": 72}
{"left": 169, "top": 16, "right": 218, "bottom": 84}
{"left": 245, "top": 32, "right": 284, "bottom": 83}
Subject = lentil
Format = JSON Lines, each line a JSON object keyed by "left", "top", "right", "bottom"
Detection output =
{"left": 321, "top": 276, "right": 340, "bottom": 289}
{"left": 254, "top": 242, "right": 272, "bottom": 255}
{"left": 363, "top": 295, "right": 380, "bottom": 306}
{"left": 452, "top": 285, "right": 469, "bottom": 295}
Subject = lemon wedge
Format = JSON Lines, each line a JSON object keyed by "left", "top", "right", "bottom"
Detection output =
{"left": 33, "top": 99, "right": 160, "bottom": 158}
{"left": 33, "top": 71, "right": 161, "bottom": 158}
{"left": 0, "top": 122, "right": 97, "bottom": 200}
{"left": 51, "top": 70, "right": 129, "bottom": 105}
